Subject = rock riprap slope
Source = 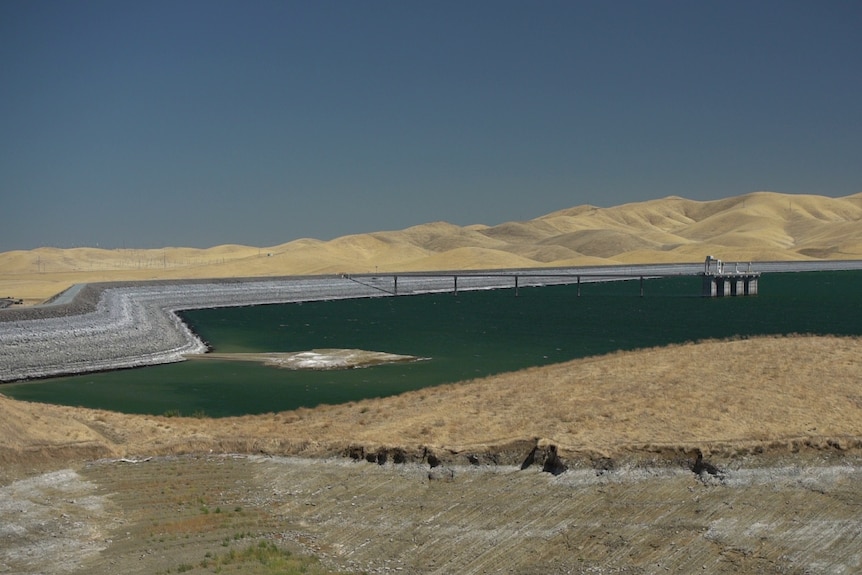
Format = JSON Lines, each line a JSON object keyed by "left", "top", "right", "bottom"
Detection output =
{"left": 3, "top": 260, "right": 862, "bottom": 383}
{"left": 0, "top": 270, "right": 601, "bottom": 382}
{"left": 0, "top": 277, "right": 394, "bottom": 382}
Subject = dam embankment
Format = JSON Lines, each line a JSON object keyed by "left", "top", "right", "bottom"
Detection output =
{"left": 0, "top": 272, "right": 557, "bottom": 382}
{"left": 0, "top": 277, "right": 387, "bottom": 382}
{"left": 2, "top": 261, "right": 860, "bottom": 383}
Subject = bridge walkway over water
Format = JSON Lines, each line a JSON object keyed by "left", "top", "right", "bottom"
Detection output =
{"left": 342, "top": 260, "right": 761, "bottom": 298}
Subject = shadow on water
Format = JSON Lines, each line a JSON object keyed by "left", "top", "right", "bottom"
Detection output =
{"left": 4, "top": 271, "right": 862, "bottom": 416}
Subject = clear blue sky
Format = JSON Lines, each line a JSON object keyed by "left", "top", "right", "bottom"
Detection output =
{"left": 2, "top": 1, "right": 860, "bottom": 250}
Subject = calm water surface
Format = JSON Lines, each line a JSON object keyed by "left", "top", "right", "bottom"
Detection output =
{"left": 4, "top": 271, "right": 861, "bottom": 416}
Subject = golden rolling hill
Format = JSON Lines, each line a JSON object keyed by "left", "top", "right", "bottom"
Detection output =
{"left": 1, "top": 190, "right": 861, "bottom": 303}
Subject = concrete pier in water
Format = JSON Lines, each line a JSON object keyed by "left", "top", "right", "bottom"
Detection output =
{"left": 701, "top": 256, "right": 760, "bottom": 297}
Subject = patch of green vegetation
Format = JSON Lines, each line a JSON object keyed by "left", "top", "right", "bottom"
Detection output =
{"left": 188, "top": 540, "right": 344, "bottom": 574}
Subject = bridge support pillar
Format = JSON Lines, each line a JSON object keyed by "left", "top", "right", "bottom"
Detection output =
{"left": 746, "top": 277, "right": 758, "bottom": 295}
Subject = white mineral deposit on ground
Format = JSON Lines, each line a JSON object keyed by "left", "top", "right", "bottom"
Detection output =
{"left": 186, "top": 349, "right": 426, "bottom": 370}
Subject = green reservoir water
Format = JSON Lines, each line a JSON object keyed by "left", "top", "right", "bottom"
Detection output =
{"left": 4, "top": 271, "right": 862, "bottom": 416}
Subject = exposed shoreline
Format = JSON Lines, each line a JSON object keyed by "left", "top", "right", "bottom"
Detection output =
{"left": 2, "top": 261, "right": 861, "bottom": 383}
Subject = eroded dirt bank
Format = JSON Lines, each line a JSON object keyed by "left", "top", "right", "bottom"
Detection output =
{"left": 2, "top": 452, "right": 861, "bottom": 575}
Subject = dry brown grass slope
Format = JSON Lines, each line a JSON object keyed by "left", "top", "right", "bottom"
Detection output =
{"left": 2, "top": 335, "right": 862, "bottom": 485}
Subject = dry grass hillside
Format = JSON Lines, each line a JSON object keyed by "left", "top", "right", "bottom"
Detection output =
{"left": 3, "top": 334, "right": 862, "bottom": 485}
{"left": 2, "top": 190, "right": 861, "bottom": 304}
